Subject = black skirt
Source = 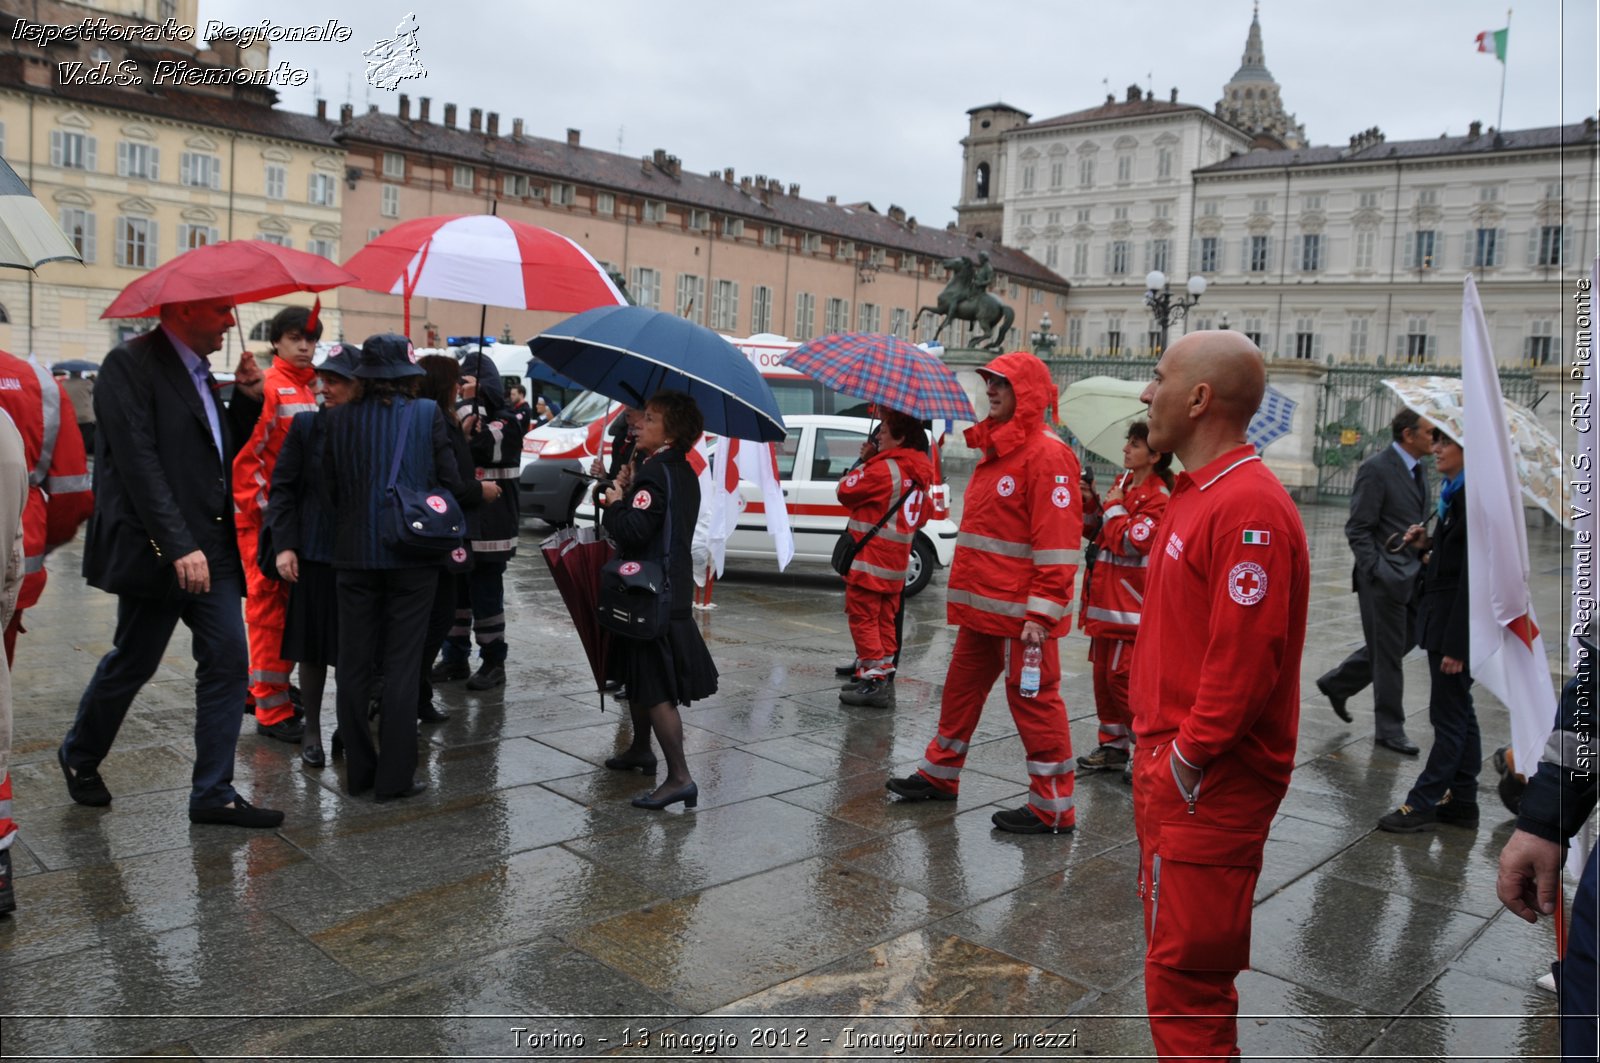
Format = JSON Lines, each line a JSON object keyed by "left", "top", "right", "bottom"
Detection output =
{"left": 281, "top": 560, "right": 339, "bottom": 667}
{"left": 614, "top": 615, "right": 718, "bottom": 708}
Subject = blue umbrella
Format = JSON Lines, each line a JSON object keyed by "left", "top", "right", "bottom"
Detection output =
{"left": 1246, "top": 384, "right": 1297, "bottom": 454}
{"left": 523, "top": 356, "right": 582, "bottom": 391}
{"left": 529, "top": 306, "right": 786, "bottom": 442}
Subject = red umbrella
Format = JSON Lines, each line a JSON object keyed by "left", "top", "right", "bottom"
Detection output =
{"left": 540, "top": 523, "right": 615, "bottom": 709}
{"left": 340, "top": 214, "right": 626, "bottom": 335}
{"left": 100, "top": 240, "right": 355, "bottom": 318}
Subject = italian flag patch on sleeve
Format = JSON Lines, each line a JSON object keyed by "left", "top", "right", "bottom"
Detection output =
{"left": 1242, "top": 529, "right": 1271, "bottom": 545}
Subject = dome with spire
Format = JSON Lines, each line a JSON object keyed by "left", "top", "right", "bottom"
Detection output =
{"left": 1216, "top": 3, "right": 1306, "bottom": 149}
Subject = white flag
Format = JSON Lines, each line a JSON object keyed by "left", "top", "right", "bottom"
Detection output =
{"left": 708, "top": 437, "right": 794, "bottom": 574}
{"left": 1461, "top": 274, "right": 1556, "bottom": 779}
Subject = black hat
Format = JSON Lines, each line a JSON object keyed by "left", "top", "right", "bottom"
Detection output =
{"left": 317, "top": 343, "right": 360, "bottom": 380}
{"left": 355, "top": 333, "right": 422, "bottom": 379}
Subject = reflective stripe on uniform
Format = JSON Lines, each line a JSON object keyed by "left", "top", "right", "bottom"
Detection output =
{"left": 1099, "top": 551, "right": 1149, "bottom": 568}
{"left": 1085, "top": 605, "right": 1141, "bottom": 626}
{"left": 276, "top": 403, "right": 317, "bottom": 417}
{"left": 947, "top": 587, "right": 1027, "bottom": 618}
{"left": 1025, "top": 596, "right": 1067, "bottom": 621}
{"left": 1026, "top": 759, "right": 1076, "bottom": 777}
{"left": 250, "top": 669, "right": 292, "bottom": 685}
{"left": 1033, "top": 547, "right": 1082, "bottom": 566}
{"left": 918, "top": 759, "right": 962, "bottom": 780}
{"left": 1029, "top": 793, "right": 1076, "bottom": 813}
{"left": 471, "top": 537, "right": 517, "bottom": 552}
{"left": 478, "top": 467, "right": 519, "bottom": 480}
{"left": 847, "top": 518, "right": 914, "bottom": 545}
{"left": 488, "top": 420, "right": 506, "bottom": 464}
{"left": 935, "top": 733, "right": 969, "bottom": 755}
{"left": 1103, "top": 504, "right": 1128, "bottom": 520}
{"left": 28, "top": 362, "right": 60, "bottom": 488}
{"left": 956, "top": 531, "right": 1031, "bottom": 558}
{"left": 45, "top": 473, "right": 91, "bottom": 493}
{"left": 255, "top": 691, "right": 292, "bottom": 710}
{"left": 851, "top": 558, "right": 907, "bottom": 581}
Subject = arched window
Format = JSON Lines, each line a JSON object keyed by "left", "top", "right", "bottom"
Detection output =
{"left": 975, "top": 162, "right": 990, "bottom": 200}
{"left": 249, "top": 320, "right": 272, "bottom": 341}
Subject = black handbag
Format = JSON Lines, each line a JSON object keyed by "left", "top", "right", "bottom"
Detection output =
{"left": 829, "top": 480, "right": 904, "bottom": 577}
{"left": 598, "top": 470, "right": 673, "bottom": 640}
{"left": 384, "top": 400, "right": 466, "bottom": 556}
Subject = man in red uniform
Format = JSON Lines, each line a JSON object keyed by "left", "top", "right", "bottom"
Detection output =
{"left": 1130, "top": 331, "right": 1309, "bottom": 1059}
{"left": 0, "top": 352, "right": 93, "bottom": 906}
{"left": 885, "top": 350, "right": 1083, "bottom": 834}
{"left": 233, "top": 306, "right": 321, "bottom": 742}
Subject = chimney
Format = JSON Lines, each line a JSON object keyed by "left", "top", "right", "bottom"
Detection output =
{"left": 419, "top": 97, "right": 431, "bottom": 122}
{"left": 469, "top": 107, "right": 482, "bottom": 133}
{"left": 641, "top": 155, "right": 654, "bottom": 175}
{"left": 789, "top": 183, "right": 800, "bottom": 197}
{"left": 723, "top": 167, "right": 734, "bottom": 184}
{"left": 339, "top": 103, "right": 353, "bottom": 123}
{"left": 887, "top": 204, "right": 906, "bottom": 223}
{"left": 513, "top": 118, "right": 525, "bottom": 139}
{"left": 567, "top": 128, "right": 581, "bottom": 147}
{"left": 740, "top": 176, "right": 752, "bottom": 192}
{"left": 666, "top": 154, "right": 681, "bottom": 178}
{"left": 487, "top": 112, "right": 499, "bottom": 137}
{"left": 368, "top": 104, "right": 378, "bottom": 115}
{"left": 399, "top": 94, "right": 410, "bottom": 120}
{"left": 316, "top": 99, "right": 326, "bottom": 120}
{"left": 1468, "top": 120, "right": 1482, "bottom": 139}
{"left": 653, "top": 148, "right": 667, "bottom": 168}
{"left": 826, "top": 194, "right": 837, "bottom": 205}
{"left": 444, "top": 103, "right": 457, "bottom": 128}
{"left": 907, "top": 216, "right": 918, "bottom": 232}
{"left": 1170, "top": 87, "right": 1178, "bottom": 103}
{"left": 1106, "top": 93, "right": 1116, "bottom": 104}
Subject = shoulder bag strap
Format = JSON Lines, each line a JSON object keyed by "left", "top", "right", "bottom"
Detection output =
{"left": 853, "top": 458, "right": 904, "bottom": 552}
{"left": 387, "top": 399, "right": 417, "bottom": 491}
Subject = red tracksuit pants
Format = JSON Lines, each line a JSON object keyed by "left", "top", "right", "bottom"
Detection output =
{"left": 1089, "top": 636, "right": 1134, "bottom": 750}
{"left": 844, "top": 584, "right": 899, "bottom": 674}
{"left": 1133, "top": 742, "right": 1283, "bottom": 1061}
{"left": 238, "top": 525, "right": 295, "bottom": 726}
{"left": 916, "top": 627, "right": 1075, "bottom": 829}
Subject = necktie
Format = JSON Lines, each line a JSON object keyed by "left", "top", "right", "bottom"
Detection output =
{"left": 1413, "top": 463, "right": 1426, "bottom": 510}
{"left": 193, "top": 365, "right": 223, "bottom": 456}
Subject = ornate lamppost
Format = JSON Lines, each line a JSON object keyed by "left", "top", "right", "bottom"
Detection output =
{"left": 1032, "top": 311, "right": 1055, "bottom": 354}
{"left": 1143, "top": 270, "right": 1206, "bottom": 354}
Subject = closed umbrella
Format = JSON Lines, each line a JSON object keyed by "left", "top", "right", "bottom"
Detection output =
{"left": 540, "top": 524, "right": 614, "bottom": 709}
{"left": 782, "top": 332, "right": 978, "bottom": 422}
{"left": 529, "top": 306, "right": 786, "bottom": 442}
{"left": 0, "top": 155, "right": 81, "bottom": 270}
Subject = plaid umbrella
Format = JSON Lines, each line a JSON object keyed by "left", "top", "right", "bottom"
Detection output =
{"left": 782, "top": 333, "right": 978, "bottom": 422}
{"left": 1246, "top": 385, "right": 1297, "bottom": 453}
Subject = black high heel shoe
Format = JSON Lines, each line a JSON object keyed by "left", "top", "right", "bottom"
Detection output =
{"left": 604, "top": 751, "right": 658, "bottom": 773}
{"left": 300, "top": 744, "right": 326, "bottom": 769}
{"left": 631, "top": 781, "right": 698, "bottom": 810}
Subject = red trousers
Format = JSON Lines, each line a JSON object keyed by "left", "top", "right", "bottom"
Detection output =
{"left": 1133, "top": 742, "right": 1283, "bottom": 1061}
{"left": 238, "top": 526, "right": 295, "bottom": 725}
{"left": 916, "top": 627, "right": 1075, "bottom": 828}
{"left": 2, "top": 616, "right": 16, "bottom": 847}
{"left": 845, "top": 584, "right": 899, "bottom": 673}
{"left": 1089, "top": 636, "right": 1134, "bottom": 750}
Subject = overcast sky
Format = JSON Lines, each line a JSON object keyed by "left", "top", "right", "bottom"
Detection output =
{"left": 200, "top": 0, "right": 1597, "bottom": 227}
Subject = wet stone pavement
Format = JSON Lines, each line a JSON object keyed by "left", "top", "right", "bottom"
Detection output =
{"left": 0, "top": 501, "right": 1571, "bottom": 1060}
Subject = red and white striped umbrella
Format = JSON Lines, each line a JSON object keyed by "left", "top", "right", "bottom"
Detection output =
{"left": 341, "top": 213, "right": 625, "bottom": 333}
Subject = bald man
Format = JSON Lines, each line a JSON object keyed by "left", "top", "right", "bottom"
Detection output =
{"left": 1129, "top": 331, "right": 1310, "bottom": 1060}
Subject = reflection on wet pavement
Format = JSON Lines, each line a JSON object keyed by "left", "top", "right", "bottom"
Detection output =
{"left": 0, "top": 502, "right": 1566, "bottom": 1057}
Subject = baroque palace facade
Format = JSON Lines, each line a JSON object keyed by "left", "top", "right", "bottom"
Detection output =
{"left": 957, "top": 8, "right": 1597, "bottom": 368}
{"left": 0, "top": 0, "right": 1069, "bottom": 366}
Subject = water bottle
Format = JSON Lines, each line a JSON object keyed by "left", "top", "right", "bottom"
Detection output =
{"left": 1019, "top": 644, "right": 1042, "bottom": 698}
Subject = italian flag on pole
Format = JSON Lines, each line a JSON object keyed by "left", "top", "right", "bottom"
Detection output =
{"left": 1475, "top": 27, "right": 1508, "bottom": 61}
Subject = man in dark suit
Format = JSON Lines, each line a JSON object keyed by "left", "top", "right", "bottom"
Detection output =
{"left": 60, "top": 298, "right": 283, "bottom": 828}
{"left": 1317, "top": 408, "right": 1433, "bottom": 755}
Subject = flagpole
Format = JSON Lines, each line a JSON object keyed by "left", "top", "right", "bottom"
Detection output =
{"left": 1496, "top": 8, "right": 1512, "bottom": 132}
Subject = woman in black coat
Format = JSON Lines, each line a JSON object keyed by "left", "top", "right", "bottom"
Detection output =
{"left": 1379, "top": 428, "right": 1476, "bottom": 833}
{"left": 597, "top": 390, "right": 717, "bottom": 810}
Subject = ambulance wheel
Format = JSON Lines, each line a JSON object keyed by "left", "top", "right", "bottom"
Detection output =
{"left": 904, "top": 535, "right": 936, "bottom": 598}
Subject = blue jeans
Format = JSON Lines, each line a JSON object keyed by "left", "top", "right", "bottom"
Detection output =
{"left": 65, "top": 577, "right": 248, "bottom": 809}
{"left": 1405, "top": 650, "right": 1479, "bottom": 810}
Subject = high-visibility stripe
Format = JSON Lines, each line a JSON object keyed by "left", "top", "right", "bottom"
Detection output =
{"left": 29, "top": 362, "right": 60, "bottom": 488}
{"left": 0, "top": 797, "right": 11, "bottom": 819}
{"left": 488, "top": 420, "right": 506, "bottom": 464}
{"left": 846, "top": 518, "right": 914, "bottom": 545}
{"left": 1085, "top": 605, "right": 1140, "bottom": 625}
{"left": 1026, "top": 759, "right": 1076, "bottom": 777}
{"left": 947, "top": 588, "right": 1027, "bottom": 618}
{"left": 1101, "top": 723, "right": 1132, "bottom": 737}
{"left": 277, "top": 403, "right": 317, "bottom": 417}
{"left": 918, "top": 760, "right": 962, "bottom": 780}
{"left": 471, "top": 537, "right": 517, "bottom": 552}
{"left": 1103, "top": 504, "right": 1128, "bottom": 520}
{"left": 255, "top": 691, "right": 292, "bottom": 709}
{"left": 1025, "top": 596, "right": 1067, "bottom": 621}
{"left": 1030, "top": 793, "right": 1076, "bottom": 813}
{"left": 935, "top": 733, "right": 969, "bottom": 755}
{"left": 1545, "top": 729, "right": 1586, "bottom": 770}
{"left": 1118, "top": 580, "right": 1143, "bottom": 604}
{"left": 956, "top": 531, "right": 1031, "bottom": 557}
{"left": 23, "top": 554, "right": 44, "bottom": 574}
{"left": 45, "top": 473, "right": 92, "bottom": 493}
{"left": 1099, "top": 551, "right": 1149, "bottom": 568}
{"left": 1033, "top": 547, "right": 1082, "bottom": 566}
{"left": 478, "top": 467, "right": 519, "bottom": 480}
{"left": 250, "top": 669, "right": 292, "bottom": 684}
{"left": 851, "top": 558, "right": 907, "bottom": 581}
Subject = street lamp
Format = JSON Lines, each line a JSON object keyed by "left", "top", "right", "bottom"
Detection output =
{"left": 1144, "top": 270, "right": 1206, "bottom": 353}
{"left": 1033, "top": 310, "right": 1055, "bottom": 354}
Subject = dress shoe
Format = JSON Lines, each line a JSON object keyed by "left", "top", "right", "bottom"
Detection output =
{"left": 0, "top": 848, "right": 15, "bottom": 916}
{"left": 1078, "top": 744, "right": 1130, "bottom": 771}
{"left": 418, "top": 701, "right": 451, "bottom": 723}
{"left": 376, "top": 780, "right": 429, "bottom": 803}
{"left": 466, "top": 663, "right": 506, "bottom": 691}
{"left": 605, "top": 751, "right": 659, "bottom": 773}
{"left": 1316, "top": 678, "right": 1352, "bottom": 723}
{"left": 602, "top": 678, "right": 623, "bottom": 693}
{"left": 188, "top": 796, "right": 284, "bottom": 828}
{"left": 631, "top": 781, "right": 698, "bottom": 810}
{"left": 1376, "top": 735, "right": 1420, "bottom": 756}
{"left": 58, "top": 745, "right": 111, "bottom": 806}
{"left": 992, "top": 806, "right": 1073, "bottom": 835}
{"left": 256, "top": 716, "right": 305, "bottom": 743}
{"left": 1377, "top": 803, "right": 1435, "bottom": 832}
{"left": 430, "top": 658, "right": 469, "bottom": 682}
{"left": 885, "top": 774, "right": 956, "bottom": 802}
{"left": 300, "top": 744, "right": 326, "bottom": 769}
{"left": 840, "top": 677, "right": 893, "bottom": 708}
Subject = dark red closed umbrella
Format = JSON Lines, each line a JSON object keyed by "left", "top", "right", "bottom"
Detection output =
{"left": 100, "top": 240, "right": 355, "bottom": 318}
{"left": 540, "top": 524, "right": 615, "bottom": 708}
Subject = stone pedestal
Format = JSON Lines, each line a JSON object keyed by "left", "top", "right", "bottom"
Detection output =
{"left": 1260, "top": 358, "right": 1326, "bottom": 497}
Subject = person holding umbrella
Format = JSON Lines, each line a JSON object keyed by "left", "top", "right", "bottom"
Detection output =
{"left": 62, "top": 297, "right": 283, "bottom": 827}
{"left": 836, "top": 408, "right": 932, "bottom": 708}
{"left": 597, "top": 390, "right": 717, "bottom": 811}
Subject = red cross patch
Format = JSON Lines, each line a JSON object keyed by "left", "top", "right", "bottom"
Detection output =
{"left": 844, "top": 471, "right": 861, "bottom": 488}
{"left": 632, "top": 489, "right": 653, "bottom": 510}
{"left": 1050, "top": 485, "right": 1072, "bottom": 509}
{"left": 997, "top": 475, "right": 1016, "bottom": 497}
{"left": 1130, "top": 520, "right": 1152, "bottom": 542}
{"left": 620, "top": 561, "right": 642, "bottom": 575}
{"left": 1227, "top": 561, "right": 1267, "bottom": 606}
{"left": 425, "top": 495, "right": 448, "bottom": 513}
{"left": 450, "top": 547, "right": 467, "bottom": 563}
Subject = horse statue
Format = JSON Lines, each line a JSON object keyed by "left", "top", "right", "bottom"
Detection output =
{"left": 916, "top": 253, "right": 1016, "bottom": 351}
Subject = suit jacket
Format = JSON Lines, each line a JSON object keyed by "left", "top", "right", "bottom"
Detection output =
{"left": 1345, "top": 444, "right": 1428, "bottom": 602}
{"left": 601, "top": 447, "right": 699, "bottom": 620}
{"left": 81, "top": 329, "right": 241, "bottom": 599}
{"left": 1417, "top": 486, "right": 1468, "bottom": 659}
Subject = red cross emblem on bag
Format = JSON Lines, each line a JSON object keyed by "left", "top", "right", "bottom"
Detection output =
{"left": 426, "top": 495, "right": 448, "bottom": 513}
{"left": 620, "top": 561, "right": 642, "bottom": 575}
